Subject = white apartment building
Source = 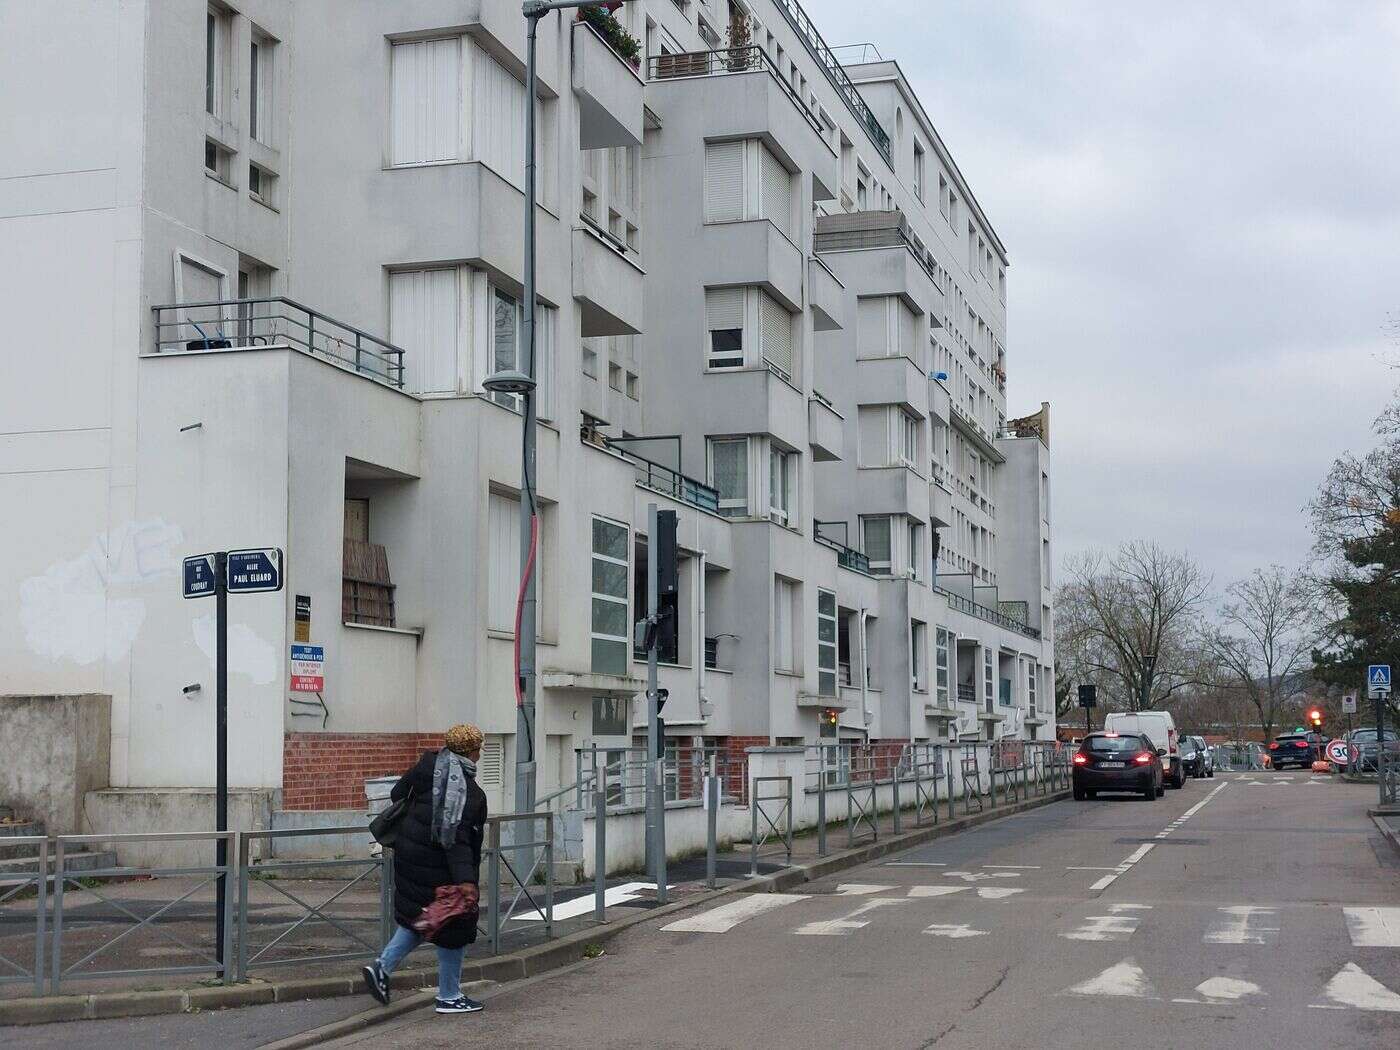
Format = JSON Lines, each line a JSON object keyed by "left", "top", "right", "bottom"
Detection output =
{"left": 0, "top": 0, "right": 1053, "bottom": 836}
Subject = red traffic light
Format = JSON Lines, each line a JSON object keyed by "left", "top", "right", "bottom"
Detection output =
{"left": 1308, "top": 709, "right": 1322, "bottom": 725}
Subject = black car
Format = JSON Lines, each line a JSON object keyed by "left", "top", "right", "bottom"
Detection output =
{"left": 1072, "top": 732, "right": 1164, "bottom": 801}
{"left": 1267, "top": 732, "right": 1316, "bottom": 770}
{"left": 1180, "top": 736, "right": 1205, "bottom": 778}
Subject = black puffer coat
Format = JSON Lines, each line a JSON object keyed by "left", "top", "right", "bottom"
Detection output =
{"left": 389, "top": 750, "right": 487, "bottom": 949}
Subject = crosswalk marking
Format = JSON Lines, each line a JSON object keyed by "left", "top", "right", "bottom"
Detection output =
{"left": 1204, "top": 906, "right": 1279, "bottom": 945}
{"left": 1063, "top": 904, "right": 1150, "bottom": 942}
{"left": 944, "top": 870, "right": 1019, "bottom": 883}
{"left": 1344, "top": 906, "right": 1400, "bottom": 947}
{"left": 1317, "top": 963, "right": 1400, "bottom": 1013}
{"left": 1067, "top": 959, "right": 1155, "bottom": 999}
{"left": 835, "top": 883, "right": 896, "bottom": 896}
{"left": 515, "top": 881, "right": 657, "bottom": 922}
{"left": 1195, "top": 976, "right": 1262, "bottom": 1002}
{"left": 793, "top": 897, "right": 907, "bottom": 936}
{"left": 976, "top": 887, "right": 1024, "bottom": 900}
{"left": 660, "top": 893, "right": 808, "bottom": 933}
{"left": 924, "top": 922, "right": 987, "bottom": 938}
{"left": 907, "top": 885, "right": 967, "bottom": 898}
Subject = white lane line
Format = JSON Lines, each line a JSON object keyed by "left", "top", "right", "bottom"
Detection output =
{"left": 516, "top": 881, "right": 656, "bottom": 921}
{"left": 1066, "top": 959, "right": 1155, "bottom": 999}
{"left": 976, "top": 887, "right": 1024, "bottom": 900}
{"left": 1066, "top": 866, "right": 1120, "bottom": 871}
{"left": 981, "top": 864, "right": 1041, "bottom": 869}
{"left": 660, "top": 893, "right": 809, "bottom": 933}
{"left": 1089, "top": 874, "right": 1118, "bottom": 891}
{"left": 885, "top": 861, "right": 947, "bottom": 867}
{"left": 924, "top": 923, "right": 987, "bottom": 938}
{"left": 1344, "top": 906, "right": 1400, "bottom": 947}
{"left": 1203, "top": 906, "right": 1279, "bottom": 945}
{"left": 1124, "top": 844, "right": 1155, "bottom": 864}
{"left": 1318, "top": 963, "right": 1400, "bottom": 1012}
{"left": 1089, "top": 781, "right": 1229, "bottom": 892}
{"left": 793, "top": 896, "right": 907, "bottom": 936}
{"left": 907, "top": 885, "right": 967, "bottom": 898}
{"left": 1196, "top": 977, "right": 1263, "bottom": 1002}
{"left": 835, "top": 883, "right": 896, "bottom": 896}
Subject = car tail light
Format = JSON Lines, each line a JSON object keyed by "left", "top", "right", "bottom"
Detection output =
{"left": 1134, "top": 751, "right": 1152, "bottom": 764}
{"left": 1072, "top": 753, "right": 1089, "bottom": 765}
{"left": 1294, "top": 740, "right": 1308, "bottom": 748}
{"left": 1268, "top": 742, "right": 1279, "bottom": 749}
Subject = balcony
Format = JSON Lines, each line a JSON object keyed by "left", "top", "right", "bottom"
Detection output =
{"left": 610, "top": 443, "right": 720, "bottom": 515}
{"left": 649, "top": 46, "right": 823, "bottom": 139}
{"left": 573, "top": 19, "right": 644, "bottom": 148}
{"left": 937, "top": 586, "right": 1041, "bottom": 640}
{"left": 572, "top": 223, "right": 644, "bottom": 336}
{"left": 699, "top": 219, "right": 804, "bottom": 312}
{"left": 152, "top": 298, "right": 405, "bottom": 388}
{"left": 815, "top": 211, "right": 943, "bottom": 318}
{"left": 808, "top": 255, "right": 845, "bottom": 332}
{"left": 854, "top": 354, "right": 928, "bottom": 416}
{"left": 815, "top": 520, "right": 872, "bottom": 575}
{"left": 808, "top": 391, "right": 844, "bottom": 462}
{"left": 949, "top": 401, "right": 1006, "bottom": 465}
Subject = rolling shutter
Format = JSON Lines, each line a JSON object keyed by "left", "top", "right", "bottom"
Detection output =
{"left": 758, "top": 291, "right": 793, "bottom": 377}
{"left": 704, "top": 142, "right": 744, "bottom": 222}
{"left": 389, "top": 268, "right": 458, "bottom": 394}
{"left": 390, "top": 38, "right": 460, "bottom": 165}
{"left": 759, "top": 143, "right": 792, "bottom": 240}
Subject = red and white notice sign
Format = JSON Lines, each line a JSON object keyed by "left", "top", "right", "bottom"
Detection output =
{"left": 290, "top": 644, "right": 324, "bottom": 692}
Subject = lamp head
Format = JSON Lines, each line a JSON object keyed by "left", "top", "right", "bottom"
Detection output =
{"left": 482, "top": 369, "right": 536, "bottom": 395}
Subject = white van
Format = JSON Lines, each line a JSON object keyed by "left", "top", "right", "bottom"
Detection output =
{"left": 1103, "top": 711, "right": 1184, "bottom": 788}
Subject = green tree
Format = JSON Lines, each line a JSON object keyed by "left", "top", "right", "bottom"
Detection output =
{"left": 1313, "top": 520, "right": 1400, "bottom": 721}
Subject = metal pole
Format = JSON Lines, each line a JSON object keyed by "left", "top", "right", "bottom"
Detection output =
{"left": 706, "top": 755, "right": 718, "bottom": 889}
{"left": 214, "top": 551, "right": 228, "bottom": 974}
{"left": 488, "top": 821, "right": 501, "bottom": 954}
{"left": 236, "top": 834, "right": 249, "bottom": 982}
{"left": 749, "top": 784, "right": 759, "bottom": 877}
{"left": 1378, "top": 691, "right": 1388, "bottom": 808}
{"left": 34, "top": 838, "right": 47, "bottom": 997}
{"left": 595, "top": 755, "right": 606, "bottom": 922}
{"left": 817, "top": 752, "right": 827, "bottom": 858}
{"left": 646, "top": 503, "right": 667, "bottom": 903}
{"left": 514, "top": 3, "right": 543, "bottom": 826}
{"left": 891, "top": 767, "right": 902, "bottom": 835}
{"left": 946, "top": 750, "right": 955, "bottom": 821}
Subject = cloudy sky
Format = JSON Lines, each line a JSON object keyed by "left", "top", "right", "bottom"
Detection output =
{"left": 807, "top": 0, "right": 1400, "bottom": 588}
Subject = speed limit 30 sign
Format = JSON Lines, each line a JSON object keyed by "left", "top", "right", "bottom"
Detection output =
{"left": 1326, "top": 739, "right": 1350, "bottom": 765}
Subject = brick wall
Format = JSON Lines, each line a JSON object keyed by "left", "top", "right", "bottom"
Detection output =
{"left": 282, "top": 732, "right": 444, "bottom": 810}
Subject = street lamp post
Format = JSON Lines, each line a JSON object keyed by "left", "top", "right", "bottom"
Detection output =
{"left": 485, "top": 1, "right": 624, "bottom": 819}
{"left": 1140, "top": 652, "right": 1157, "bottom": 712}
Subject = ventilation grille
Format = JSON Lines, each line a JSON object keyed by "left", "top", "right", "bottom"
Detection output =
{"left": 478, "top": 740, "right": 504, "bottom": 788}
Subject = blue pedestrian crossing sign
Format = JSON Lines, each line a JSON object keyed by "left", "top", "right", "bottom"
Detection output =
{"left": 1368, "top": 664, "right": 1391, "bottom": 696}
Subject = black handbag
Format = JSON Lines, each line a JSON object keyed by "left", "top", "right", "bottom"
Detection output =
{"left": 369, "top": 788, "right": 414, "bottom": 848}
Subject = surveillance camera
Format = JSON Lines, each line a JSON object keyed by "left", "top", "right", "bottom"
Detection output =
{"left": 182, "top": 683, "right": 202, "bottom": 696}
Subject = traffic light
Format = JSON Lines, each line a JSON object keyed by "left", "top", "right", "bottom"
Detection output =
{"left": 820, "top": 708, "right": 839, "bottom": 729}
{"left": 1309, "top": 708, "right": 1322, "bottom": 728}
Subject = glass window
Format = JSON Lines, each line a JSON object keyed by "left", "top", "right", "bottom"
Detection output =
{"left": 862, "top": 516, "right": 891, "bottom": 574}
{"left": 768, "top": 445, "right": 794, "bottom": 526}
{"left": 935, "top": 628, "right": 950, "bottom": 707}
{"left": 591, "top": 517, "right": 630, "bottom": 674}
{"left": 817, "top": 590, "right": 837, "bottom": 696}
{"left": 773, "top": 577, "right": 797, "bottom": 672}
{"left": 911, "top": 620, "right": 927, "bottom": 691}
{"left": 390, "top": 37, "right": 462, "bottom": 165}
{"left": 983, "top": 648, "right": 994, "bottom": 709}
{"left": 705, "top": 287, "right": 745, "bottom": 369}
{"left": 709, "top": 438, "right": 748, "bottom": 517}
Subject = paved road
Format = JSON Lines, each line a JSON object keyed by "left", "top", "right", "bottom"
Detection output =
{"left": 327, "top": 772, "right": 1400, "bottom": 1050}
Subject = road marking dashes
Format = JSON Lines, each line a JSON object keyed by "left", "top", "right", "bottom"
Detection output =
{"left": 1090, "top": 782, "right": 1228, "bottom": 892}
{"left": 835, "top": 884, "right": 895, "bottom": 896}
{"left": 1315, "top": 963, "right": 1400, "bottom": 1013}
{"left": 944, "top": 870, "right": 1020, "bottom": 883}
{"left": 1063, "top": 904, "right": 1151, "bottom": 942}
{"left": 793, "top": 897, "right": 908, "bottom": 936}
{"left": 660, "top": 893, "right": 810, "bottom": 933}
{"left": 924, "top": 922, "right": 987, "bottom": 938}
{"left": 1203, "top": 906, "right": 1279, "bottom": 945}
{"left": 1344, "top": 906, "right": 1400, "bottom": 947}
{"left": 1067, "top": 958, "right": 1154, "bottom": 999}
{"left": 976, "top": 887, "right": 1024, "bottom": 900}
{"left": 907, "top": 885, "right": 967, "bottom": 898}
{"left": 1194, "top": 977, "right": 1263, "bottom": 1002}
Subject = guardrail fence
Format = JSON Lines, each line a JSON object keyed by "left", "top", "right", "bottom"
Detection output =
{"left": 0, "top": 837, "right": 48, "bottom": 996}
{"left": 749, "top": 777, "right": 794, "bottom": 876}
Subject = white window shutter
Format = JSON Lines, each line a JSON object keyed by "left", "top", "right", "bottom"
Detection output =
{"left": 472, "top": 41, "right": 528, "bottom": 188}
{"left": 389, "top": 268, "right": 459, "bottom": 394}
{"left": 759, "top": 143, "right": 792, "bottom": 240}
{"left": 758, "top": 292, "right": 792, "bottom": 377}
{"left": 391, "top": 38, "right": 461, "bottom": 165}
{"left": 704, "top": 142, "right": 745, "bottom": 223}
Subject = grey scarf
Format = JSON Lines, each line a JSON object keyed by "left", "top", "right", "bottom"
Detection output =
{"left": 431, "top": 750, "right": 476, "bottom": 848}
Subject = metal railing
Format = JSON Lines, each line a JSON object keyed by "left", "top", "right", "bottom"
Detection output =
{"left": 815, "top": 520, "right": 872, "bottom": 574}
{"left": 770, "top": 0, "right": 893, "bottom": 164}
{"left": 937, "top": 585, "right": 1042, "bottom": 640}
{"left": 0, "top": 837, "right": 49, "bottom": 996}
{"left": 152, "top": 298, "right": 406, "bottom": 388}
{"left": 559, "top": 745, "right": 749, "bottom": 813}
{"left": 749, "top": 777, "right": 794, "bottom": 876}
{"left": 814, "top": 216, "right": 942, "bottom": 291}
{"left": 647, "top": 45, "right": 825, "bottom": 139}
{"left": 629, "top": 453, "right": 721, "bottom": 514}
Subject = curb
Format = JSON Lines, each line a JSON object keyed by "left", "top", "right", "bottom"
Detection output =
{"left": 1370, "top": 812, "right": 1400, "bottom": 858}
{"left": 0, "top": 789, "right": 1068, "bottom": 1032}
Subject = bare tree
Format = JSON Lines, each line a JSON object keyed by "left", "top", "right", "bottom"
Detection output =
{"left": 1057, "top": 542, "right": 1212, "bottom": 711}
{"left": 1203, "top": 566, "right": 1321, "bottom": 739}
{"left": 1308, "top": 399, "right": 1400, "bottom": 562}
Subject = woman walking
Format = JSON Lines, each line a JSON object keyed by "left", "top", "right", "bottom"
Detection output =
{"left": 363, "top": 724, "right": 488, "bottom": 1014}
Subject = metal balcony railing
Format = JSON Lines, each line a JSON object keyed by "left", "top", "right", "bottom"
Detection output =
{"left": 937, "top": 586, "right": 1041, "bottom": 640}
{"left": 647, "top": 46, "right": 824, "bottom": 138}
{"left": 813, "top": 212, "right": 944, "bottom": 293}
{"left": 814, "top": 520, "right": 871, "bottom": 574}
{"left": 631, "top": 454, "right": 721, "bottom": 515}
{"left": 770, "top": 0, "right": 892, "bottom": 165}
{"left": 152, "top": 298, "right": 406, "bottom": 388}
{"left": 957, "top": 683, "right": 976, "bottom": 703}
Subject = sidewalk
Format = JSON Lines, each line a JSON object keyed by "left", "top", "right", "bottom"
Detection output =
{"left": 0, "top": 780, "right": 1067, "bottom": 1043}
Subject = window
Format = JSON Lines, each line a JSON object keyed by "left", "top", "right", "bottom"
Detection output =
{"left": 908, "top": 520, "right": 924, "bottom": 582}
{"left": 582, "top": 340, "right": 599, "bottom": 378}
{"left": 709, "top": 437, "right": 748, "bottom": 517}
{"left": 1042, "top": 538, "right": 1052, "bottom": 583}
{"left": 705, "top": 288, "right": 744, "bottom": 368}
{"left": 248, "top": 163, "right": 275, "bottom": 205}
{"left": 899, "top": 411, "right": 919, "bottom": 467}
{"left": 625, "top": 371, "right": 638, "bottom": 399}
{"left": 817, "top": 590, "right": 837, "bottom": 696}
{"left": 911, "top": 620, "right": 927, "bottom": 691}
{"left": 488, "top": 491, "right": 543, "bottom": 632}
{"left": 968, "top": 223, "right": 977, "bottom": 272}
{"left": 912, "top": 140, "right": 925, "bottom": 201}
{"left": 949, "top": 192, "right": 959, "bottom": 231}
{"left": 206, "top": 6, "right": 230, "bottom": 119}
{"left": 591, "top": 517, "right": 630, "bottom": 674}
{"left": 1028, "top": 662, "right": 1038, "bottom": 715}
{"left": 758, "top": 291, "right": 793, "bottom": 377}
{"left": 250, "top": 34, "right": 273, "bottom": 144}
{"left": 768, "top": 445, "right": 795, "bottom": 526}
{"left": 983, "top": 648, "right": 994, "bottom": 709}
{"left": 759, "top": 145, "right": 793, "bottom": 241}
{"left": 343, "top": 499, "right": 396, "bottom": 627}
{"left": 1041, "top": 472, "right": 1050, "bottom": 522}
{"left": 389, "top": 268, "right": 460, "bottom": 395}
{"left": 390, "top": 37, "right": 462, "bottom": 165}
{"left": 935, "top": 628, "right": 951, "bottom": 707}
{"left": 862, "top": 516, "right": 891, "bottom": 574}
{"left": 773, "top": 577, "right": 798, "bottom": 672}
{"left": 609, "top": 362, "right": 622, "bottom": 391}
{"left": 488, "top": 288, "right": 556, "bottom": 417}
{"left": 998, "top": 267, "right": 1006, "bottom": 304}
{"left": 204, "top": 140, "right": 231, "bottom": 182}
{"left": 938, "top": 174, "right": 949, "bottom": 220}
{"left": 703, "top": 142, "right": 744, "bottom": 223}
{"left": 698, "top": 18, "right": 721, "bottom": 49}
{"left": 703, "top": 140, "right": 793, "bottom": 241}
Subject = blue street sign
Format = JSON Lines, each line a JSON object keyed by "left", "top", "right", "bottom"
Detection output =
{"left": 183, "top": 554, "right": 217, "bottom": 599}
{"left": 1368, "top": 664, "right": 1391, "bottom": 690}
{"left": 226, "top": 548, "right": 283, "bottom": 593}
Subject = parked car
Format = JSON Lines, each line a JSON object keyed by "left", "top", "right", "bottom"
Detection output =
{"left": 1072, "top": 732, "right": 1164, "bottom": 801}
{"left": 1180, "top": 735, "right": 1213, "bottom": 778}
{"left": 1104, "top": 711, "right": 1184, "bottom": 788}
{"left": 1345, "top": 727, "right": 1397, "bottom": 773}
{"left": 1267, "top": 732, "right": 1316, "bottom": 770}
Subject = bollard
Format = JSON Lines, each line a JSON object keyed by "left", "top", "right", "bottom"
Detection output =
{"left": 594, "top": 761, "right": 607, "bottom": 922}
{"left": 706, "top": 760, "right": 718, "bottom": 889}
{"left": 947, "top": 755, "right": 956, "bottom": 821}
{"left": 817, "top": 776, "right": 827, "bottom": 857}
{"left": 487, "top": 821, "right": 501, "bottom": 954}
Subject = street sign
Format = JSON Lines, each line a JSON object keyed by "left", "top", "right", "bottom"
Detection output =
{"left": 290, "top": 644, "right": 324, "bottom": 692}
{"left": 1368, "top": 664, "right": 1391, "bottom": 698}
{"left": 1327, "top": 739, "right": 1350, "bottom": 765}
{"left": 1077, "top": 684, "right": 1097, "bottom": 708}
{"left": 182, "top": 554, "right": 218, "bottom": 599}
{"left": 1343, "top": 694, "right": 1358, "bottom": 715}
{"left": 226, "top": 548, "right": 283, "bottom": 593}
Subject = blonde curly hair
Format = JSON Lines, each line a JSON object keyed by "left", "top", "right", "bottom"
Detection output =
{"left": 444, "top": 723, "right": 484, "bottom": 757}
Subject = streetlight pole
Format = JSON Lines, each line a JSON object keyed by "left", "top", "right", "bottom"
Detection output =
{"left": 1140, "top": 652, "right": 1157, "bottom": 712}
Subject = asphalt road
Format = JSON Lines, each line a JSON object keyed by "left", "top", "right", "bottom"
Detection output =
{"left": 326, "top": 771, "right": 1400, "bottom": 1050}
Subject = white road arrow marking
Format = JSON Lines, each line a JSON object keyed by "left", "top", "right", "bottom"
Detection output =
{"left": 835, "top": 883, "right": 897, "bottom": 896}
{"left": 1196, "top": 977, "right": 1262, "bottom": 1002}
{"left": 1064, "top": 914, "right": 1142, "bottom": 941}
{"left": 1317, "top": 963, "right": 1400, "bottom": 1012}
{"left": 660, "top": 893, "right": 810, "bottom": 933}
{"left": 1204, "top": 906, "right": 1279, "bottom": 945}
{"left": 1344, "top": 906, "right": 1400, "bottom": 947}
{"left": 1066, "top": 959, "right": 1156, "bottom": 999}
{"left": 924, "top": 923, "right": 987, "bottom": 939}
{"left": 976, "top": 887, "right": 1025, "bottom": 900}
{"left": 944, "top": 870, "right": 1020, "bottom": 882}
{"left": 907, "top": 885, "right": 968, "bottom": 898}
{"left": 793, "top": 897, "right": 908, "bottom": 936}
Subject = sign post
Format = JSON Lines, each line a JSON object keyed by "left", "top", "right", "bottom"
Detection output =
{"left": 1368, "top": 665, "right": 1390, "bottom": 807}
{"left": 1078, "top": 684, "right": 1097, "bottom": 736}
{"left": 183, "top": 547, "right": 283, "bottom": 975}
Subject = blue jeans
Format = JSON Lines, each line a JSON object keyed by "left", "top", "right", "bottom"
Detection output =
{"left": 378, "top": 924, "right": 465, "bottom": 1001}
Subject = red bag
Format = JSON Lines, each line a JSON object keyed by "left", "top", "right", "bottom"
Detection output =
{"left": 411, "top": 885, "right": 470, "bottom": 940}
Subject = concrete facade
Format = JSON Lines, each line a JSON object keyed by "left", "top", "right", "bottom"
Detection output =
{"left": 0, "top": 695, "right": 111, "bottom": 835}
{"left": 0, "top": 0, "right": 1054, "bottom": 838}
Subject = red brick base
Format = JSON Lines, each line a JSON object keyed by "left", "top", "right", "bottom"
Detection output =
{"left": 282, "top": 732, "right": 444, "bottom": 810}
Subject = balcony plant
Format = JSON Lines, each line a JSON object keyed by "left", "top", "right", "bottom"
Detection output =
{"left": 578, "top": 4, "right": 641, "bottom": 70}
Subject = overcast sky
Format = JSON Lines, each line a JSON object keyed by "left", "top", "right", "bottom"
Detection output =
{"left": 808, "top": 0, "right": 1400, "bottom": 588}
